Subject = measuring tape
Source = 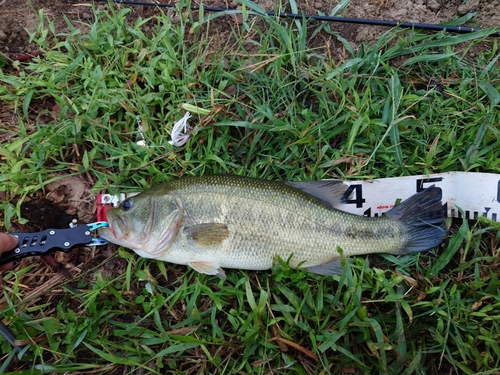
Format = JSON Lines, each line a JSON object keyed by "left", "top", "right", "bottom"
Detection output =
{"left": 96, "top": 172, "right": 500, "bottom": 222}
{"left": 337, "top": 172, "right": 499, "bottom": 221}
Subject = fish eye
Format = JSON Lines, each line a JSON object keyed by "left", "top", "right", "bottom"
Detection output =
{"left": 122, "top": 198, "right": 134, "bottom": 211}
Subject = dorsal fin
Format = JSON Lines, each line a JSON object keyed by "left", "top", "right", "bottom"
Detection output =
{"left": 286, "top": 180, "right": 347, "bottom": 207}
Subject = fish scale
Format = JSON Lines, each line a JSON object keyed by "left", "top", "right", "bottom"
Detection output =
{"left": 98, "top": 174, "right": 446, "bottom": 276}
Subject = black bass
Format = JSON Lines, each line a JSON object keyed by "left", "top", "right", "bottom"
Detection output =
{"left": 98, "top": 175, "right": 446, "bottom": 277}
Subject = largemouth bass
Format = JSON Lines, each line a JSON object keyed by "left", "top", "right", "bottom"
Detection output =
{"left": 98, "top": 175, "right": 446, "bottom": 277}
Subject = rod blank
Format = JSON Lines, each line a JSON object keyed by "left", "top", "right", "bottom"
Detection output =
{"left": 94, "top": 0, "right": 499, "bottom": 36}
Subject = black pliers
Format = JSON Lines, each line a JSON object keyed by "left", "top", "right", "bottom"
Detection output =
{"left": 0, "top": 222, "right": 109, "bottom": 266}
{"left": 0, "top": 221, "right": 109, "bottom": 355}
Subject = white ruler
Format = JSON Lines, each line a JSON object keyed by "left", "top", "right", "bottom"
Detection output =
{"left": 97, "top": 172, "right": 500, "bottom": 222}
{"left": 337, "top": 172, "right": 500, "bottom": 221}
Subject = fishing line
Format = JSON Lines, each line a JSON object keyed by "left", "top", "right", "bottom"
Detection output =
{"left": 94, "top": 0, "right": 500, "bottom": 36}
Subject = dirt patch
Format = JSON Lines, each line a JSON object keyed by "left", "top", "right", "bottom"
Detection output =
{"left": 21, "top": 175, "right": 95, "bottom": 228}
{"left": 13, "top": 175, "right": 94, "bottom": 230}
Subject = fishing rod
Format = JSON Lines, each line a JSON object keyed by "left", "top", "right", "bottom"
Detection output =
{"left": 94, "top": 0, "right": 500, "bottom": 36}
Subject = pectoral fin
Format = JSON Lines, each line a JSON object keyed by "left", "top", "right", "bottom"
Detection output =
{"left": 184, "top": 223, "right": 229, "bottom": 247}
{"left": 189, "top": 261, "right": 226, "bottom": 279}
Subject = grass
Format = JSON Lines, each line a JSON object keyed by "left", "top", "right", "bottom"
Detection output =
{"left": 1, "top": 1, "right": 500, "bottom": 374}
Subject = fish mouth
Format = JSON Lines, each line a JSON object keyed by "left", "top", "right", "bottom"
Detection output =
{"left": 99, "top": 213, "right": 129, "bottom": 242}
{"left": 110, "top": 214, "right": 129, "bottom": 240}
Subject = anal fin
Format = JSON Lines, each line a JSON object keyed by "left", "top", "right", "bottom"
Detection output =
{"left": 304, "top": 258, "right": 352, "bottom": 276}
{"left": 189, "top": 261, "right": 226, "bottom": 279}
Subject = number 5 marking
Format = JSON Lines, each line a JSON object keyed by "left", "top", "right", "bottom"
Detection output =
{"left": 416, "top": 177, "right": 443, "bottom": 192}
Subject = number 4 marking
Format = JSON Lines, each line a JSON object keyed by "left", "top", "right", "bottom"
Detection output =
{"left": 341, "top": 184, "right": 365, "bottom": 208}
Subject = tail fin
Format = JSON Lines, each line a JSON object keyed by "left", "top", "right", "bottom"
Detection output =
{"left": 385, "top": 186, "right": 447, "bottom": 254}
